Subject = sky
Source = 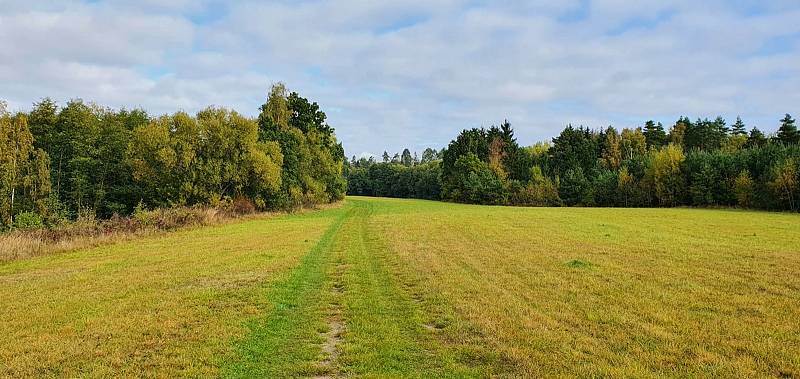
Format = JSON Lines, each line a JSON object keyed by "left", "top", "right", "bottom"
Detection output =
{"left": 2, "top": 0, "right": 800, "bottom": 158}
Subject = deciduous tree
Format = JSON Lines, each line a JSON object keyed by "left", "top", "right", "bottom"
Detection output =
{"left": 769, "top": 159, "right": 798, "bottom": 211}
{"left": 647, "top": 144, "right": 685, "bottom": 206}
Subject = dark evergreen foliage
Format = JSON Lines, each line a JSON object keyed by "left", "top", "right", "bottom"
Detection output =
{"left": 352, "top": 116, "right": 800, "bottom": 212}
{"left": 643, "top": 120, "right": 667, "bottom": 148}
{"left": 776, "top": 114, "right": 799, "bottom": 145}
{"left": 345, "top": 158, "right": 441, "bottom": 200}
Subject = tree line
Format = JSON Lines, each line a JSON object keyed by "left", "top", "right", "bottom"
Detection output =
{"left": 345, "top": 148, "right": 442, "bottom": 200}
{"left": 0, "top": 84, "right": 346, "bottom": 229}
{"left": 348, "top": 115, "right": 800, "bottom": 211}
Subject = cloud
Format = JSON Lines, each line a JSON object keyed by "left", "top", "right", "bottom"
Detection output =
{"left": 1, "top": 0, "right": 799, "bottom": 156}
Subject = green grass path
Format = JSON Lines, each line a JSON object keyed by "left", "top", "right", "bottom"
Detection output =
{"left": 223, "top": 198, "right": 501, "bottom": 378}
{"left": 220, "top": 206, "right": 348, "bottom": 377}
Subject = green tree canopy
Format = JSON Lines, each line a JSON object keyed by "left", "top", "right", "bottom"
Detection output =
{"left": 776, "top": 114, "right": 799, "bottom": 145}
{"left": 643, "top": 120, "right": 667, "bottom": 149}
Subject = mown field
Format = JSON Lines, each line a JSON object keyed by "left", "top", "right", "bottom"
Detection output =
{"left": 1, "top": 197, "right": 799, "bottom": 377}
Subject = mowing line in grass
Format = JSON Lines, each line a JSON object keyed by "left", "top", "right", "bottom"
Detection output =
{"left": 358, "top": 196, "right": 800, "bottom": 377}
{"left": 334, "top": 198, "right": 513, "bottom": 377}
{"left": 221, "top": 198, "right": 515, "bottom": 377}
{"left": 220, "top": 205, "right": 350, "bottom": 378}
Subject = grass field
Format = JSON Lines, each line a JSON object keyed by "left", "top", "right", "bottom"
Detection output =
{"left": 1, "top": 197, "right": 799, "bottom": 377}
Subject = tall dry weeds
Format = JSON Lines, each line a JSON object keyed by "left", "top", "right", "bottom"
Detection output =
{"left": 1, "top": 206, "right": 236, "bottom": 262}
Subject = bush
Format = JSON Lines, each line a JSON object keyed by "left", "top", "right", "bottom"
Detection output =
{"left": 42, "top": 194, "right": 70, "bottom": 227}
{"left": 132, "top": 201, "right": 154, "bottom": 226}
{"left": 511, "top": 166, "right": 560, "bottom": 206}
{"left": 288, "top": 185, "right": 304, "bottom": 210}
{"left": 303, "top": 179, "right": 330, "bottom": 207}
{"left": 13, "top": 212, "right": 44, "bottom": 230}
{"left": 734, "top": 170, "right": 754, "bottom": 208}
{"left": 464, "top": 166, "right": 507, "bottom": 205}
{"left": 75, "top": 207, "right": 97, "bottom": 227}
{"left": 233, "top": 196, "right": 256, "bottom": 215}
{"left": 769, "top": 158, "right": 798, "bottom": 211}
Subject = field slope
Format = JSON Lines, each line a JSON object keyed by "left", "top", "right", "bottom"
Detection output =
{"left": 1, "top": 197, "right": 799, "bottom": 377}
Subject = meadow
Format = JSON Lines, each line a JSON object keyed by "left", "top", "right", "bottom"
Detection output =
{"left": 1, "top": 197, "right": 798, "bottom": 377}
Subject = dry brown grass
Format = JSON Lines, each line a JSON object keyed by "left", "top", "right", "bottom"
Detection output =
{"left": 1, "top": 207, "right": 230, "bottom": 262}
{"left": 0, "top": 202, "right": 343, "bottom": 263}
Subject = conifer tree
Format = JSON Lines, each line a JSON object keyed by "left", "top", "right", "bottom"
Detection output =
{"left": 731, "top": 116, "right": 747, "bottom": 136}
{"left": 746, "top": 127, "right": 767, "bottom": 148}
{"left": 643, "top": 120, "right": 666, "bottom": 149}
{"left": 776, "top": 114, "right": 799, "bottom": 145}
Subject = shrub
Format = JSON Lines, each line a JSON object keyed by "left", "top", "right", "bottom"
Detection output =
{"left": 734, "top": 170, "right": 754, "bottom": 208}
{"left": 232, "top": 196, "right": 256, "bottom": 215}
{"left": 464, "top": 166, "right": 506, "bottom": 205}
{"left": 769, "top": 158, "right": 798, "bottom": 211}
{"left": 42, "top": 193, "right": 69, "bottom": 227}
{"left": 303, "top": 179, "right": 330, "bottom": 207}
{"left": 288, "top": 185, "right": 304, "bottom": 210}
{"left": 75, "top": 207, "right": 98, "bottom": 228}
{"left": 132, "top": 201, "right": 154, "bottom": 226}
{"left": 512, "top": 166, "right": 560, "bottom": 206}
{"left": 13, "top": 212, "right": 44, "bottom": 230}
{"left": 1, "top": 204, "right": 237, "bottom": 262}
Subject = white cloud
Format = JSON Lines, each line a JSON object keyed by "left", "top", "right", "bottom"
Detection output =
{"left": 1, "top": 0, "right": 798, "bottom": 155}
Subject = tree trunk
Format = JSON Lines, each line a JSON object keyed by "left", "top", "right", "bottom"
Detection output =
{"left": 10, "top": 186, "right": 14, "bottom": 224}
{"left": 10, "top": 155, "right": 16, "bottom": 224}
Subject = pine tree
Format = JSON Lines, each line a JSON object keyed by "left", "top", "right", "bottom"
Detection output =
{"left": 643, "top": 120, "right": 666, "bottom": 149}
{"left": 500, "top": 119, "right": 514, "bottom": 143}
{"left": 745, "top": 127, "right": 767, "bottom": 148}
{"left": 776, "top": 114, "right": 799, "bottom": 145}
{"left": 731, "top": 116, "right": 747, "bottom": 136}
{"left": 382, "top": 151, "right": 390, "bottom": 163}
{"left": 714, "top": 116, "right": 729, "bottom": 136}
